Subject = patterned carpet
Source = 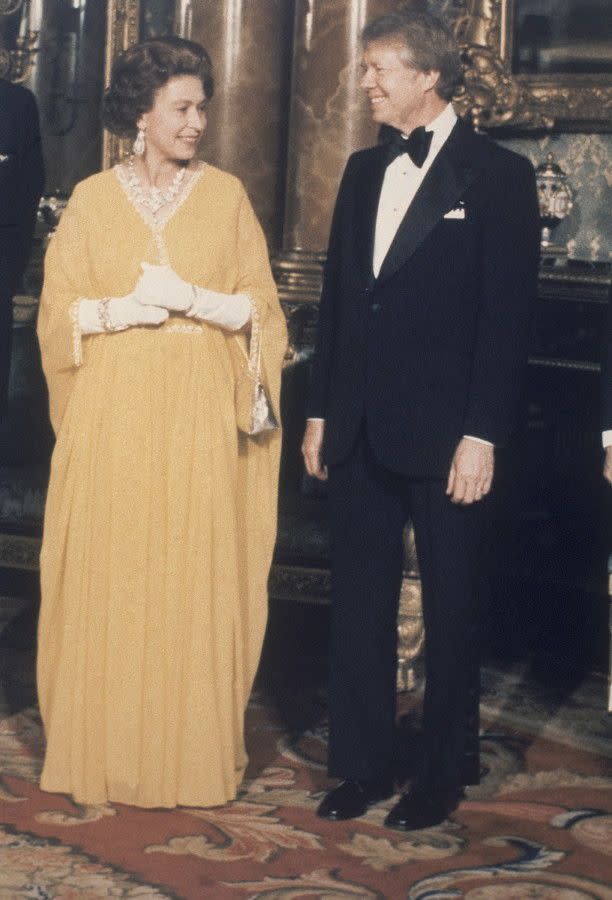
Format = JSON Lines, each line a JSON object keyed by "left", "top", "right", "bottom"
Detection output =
{"left": 0, "top": 598, "right": 611, "bottom": 898}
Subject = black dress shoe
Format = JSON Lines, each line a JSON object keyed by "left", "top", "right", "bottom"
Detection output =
{"left": 384, "top": 786, "right": 464, "bottom": 831}
{"left": 316, "top": 778, "right": 394, "bottom": 820}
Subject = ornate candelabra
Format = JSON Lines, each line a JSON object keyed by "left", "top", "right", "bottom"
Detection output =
{"left": 0, "top": 0, "right": 39, "bottom": 84}
{"left": 535, "top": 152, "right": 574, "bottom": 258}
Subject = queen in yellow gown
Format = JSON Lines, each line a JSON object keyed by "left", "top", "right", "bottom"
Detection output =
{"left": 36, "top": 37, "right": 287, "bottom": 808}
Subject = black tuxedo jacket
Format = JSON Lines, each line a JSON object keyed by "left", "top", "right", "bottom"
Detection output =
{"left": 603, "top": 283, "right": 612, "bottom": 436}
{"left": 0, "top": 79, "right": 44, "bottom": 293}
{"left": 0, "top": 78, "right": 44, "bottom": 408}
{"left": 308, "top": 118, "right": 541, "bottom": 477}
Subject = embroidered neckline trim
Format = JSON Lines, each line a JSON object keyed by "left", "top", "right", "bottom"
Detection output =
{"left": 114, "top": 159, "right": 206, "bottom": 235}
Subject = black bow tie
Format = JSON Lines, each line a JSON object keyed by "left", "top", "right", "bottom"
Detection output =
{"left": 385, "top": 126, "right": 433, "bottom": 168}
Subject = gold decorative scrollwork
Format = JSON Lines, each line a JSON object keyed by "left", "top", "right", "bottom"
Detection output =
{"left": 7, "top": 29, "right": 38, "bottom": 84}
{"left": 453, "top": 0, "right": 553, "bottom": 131}
{"left": 529, "top": 84, "right": 612, "bottom": 129}
{"left": 102, "top": 0, "right": 141, "bottom": 168}
{"left": 452, "top": 0, "right": 612, "bottom": 133}
{"left": 0, "top": 0, "right": 39, "bottom": 84}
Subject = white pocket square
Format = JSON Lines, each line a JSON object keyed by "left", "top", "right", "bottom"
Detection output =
{"left": 444, "top": 206, "right": 465, "bottom": 220}
{"left": 0, "top": 154, "right": 10, "bottom": 163}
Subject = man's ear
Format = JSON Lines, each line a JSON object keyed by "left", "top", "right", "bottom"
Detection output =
{"left": 423, "top": 69, "right": 441, "bottom": 94}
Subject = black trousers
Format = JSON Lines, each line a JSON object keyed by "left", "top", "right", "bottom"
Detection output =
{"left": 326, "top": 430, "right": 487, "bottom": 790}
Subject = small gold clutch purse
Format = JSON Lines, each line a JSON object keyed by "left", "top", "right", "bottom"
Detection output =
{"left": 234, "top": 312, "right": 278, "bottom": 436}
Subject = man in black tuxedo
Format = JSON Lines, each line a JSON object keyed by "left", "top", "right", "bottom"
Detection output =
{"left": 302, "top": 9, "right": 540, "bottom": 830}
{"left": 603, "top": 287, "right": 612, "bottom": 485}
{"left": 0, "top": 75, "right": 44, "bottom": 415}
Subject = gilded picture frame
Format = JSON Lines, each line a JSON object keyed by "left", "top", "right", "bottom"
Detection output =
{"left": 102, "top": 0, "right": 141, "bottom": 168}
{"left": 452, "top": 0, "right": 612, "bottom": 133}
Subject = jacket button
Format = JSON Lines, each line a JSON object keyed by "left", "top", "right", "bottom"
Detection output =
{"left": 371, "top": 302, "right": 381, "bottom": 312}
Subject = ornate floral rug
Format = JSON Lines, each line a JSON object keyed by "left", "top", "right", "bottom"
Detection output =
{"left": 0, "top": 676, "right": 610, "bottom": 900}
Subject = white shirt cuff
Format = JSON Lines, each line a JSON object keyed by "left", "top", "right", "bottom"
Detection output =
{"left": 603, "top": 430, "right": 612, "bottom": 448}
{"left": 463, "top": 434, "right": 494, "bottom": 447}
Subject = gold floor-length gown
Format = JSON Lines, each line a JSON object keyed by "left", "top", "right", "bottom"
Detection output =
{"left": 36, "top": 162, "right": 287, "bottom": 807}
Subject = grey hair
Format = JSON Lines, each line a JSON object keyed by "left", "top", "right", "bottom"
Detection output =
{"left": 361, "top": 9, "right": 463, "bottom": 102}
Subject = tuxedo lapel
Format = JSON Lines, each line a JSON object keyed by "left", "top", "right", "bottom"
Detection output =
{"left": 376, "top": 120, "right": 483, "bottom": 286}
{"left": 355, "top": 147, "right": 389, "bottom": 287}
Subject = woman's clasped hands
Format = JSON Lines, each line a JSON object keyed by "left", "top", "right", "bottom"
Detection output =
{"left": 134, "top": 262, "right": 194, "bottom": 313}
{"left": 134, "top": 262, "right": 251, "bottom": 331}
{"left": 78, "top": 263, "right": 252, "bottom": 335}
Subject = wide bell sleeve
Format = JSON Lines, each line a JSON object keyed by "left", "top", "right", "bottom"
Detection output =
{"left": 230, "top": 184, "right": 287, "bottom": 704}
{"left": 37, "top": 183, "right": 95, "bottom": 434}
{"left": 232, "top": 186, "right": 287, "bottom": 425}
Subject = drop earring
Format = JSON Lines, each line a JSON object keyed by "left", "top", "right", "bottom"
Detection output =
{"left": 133, "top": 126, "right": 146, "bottom": 156}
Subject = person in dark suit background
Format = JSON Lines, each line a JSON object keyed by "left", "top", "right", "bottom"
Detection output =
{"left": 302, "top": 9, "right": 540, "bottom": 830}
{"left": 0, "top": 74, "right": 45, "bottom": 415}
{"left": 603, "top": 286, "right": 612, "bottom": 485}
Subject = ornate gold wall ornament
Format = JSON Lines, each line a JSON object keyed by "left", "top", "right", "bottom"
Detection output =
{"left": 453, "top": 0, "right": 553, "bottom": 131}
{"left": 7, "top": 29, "right": 39, "bottom": 84}
{"left": 0, "top": 0, "right": 39, "bottom": 84}
{"left": 529, "top": 84, "right": 612, "bottom": 129}
{"left": 102, "top": 0, "right": 141, "bottom": 169}
{"left": 452, "top": 0, "right": 612, "bottom": 133}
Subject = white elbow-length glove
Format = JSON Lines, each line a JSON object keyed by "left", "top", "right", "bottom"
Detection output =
{"left": 77, "top": 294, "right": 169, "bottom": 334}
{"left": 134, "top": 262, "right": 251, "bottom": 331}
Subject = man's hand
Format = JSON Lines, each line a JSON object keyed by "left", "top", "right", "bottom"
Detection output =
{"left": 302, "top": 419, "right": 328, "bottom": 481}
{"left": 446, "top": 437, "right": 494, "bottom": 505}
{"left": 604, "top": 446, "right": 612, "bottom": 486}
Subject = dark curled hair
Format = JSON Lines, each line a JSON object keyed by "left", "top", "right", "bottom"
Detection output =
{"left": 102, "top": 37, "right": 215, "bottom": 137}
{"left": 362, "top": 9, "right": 462, "bottom": 102}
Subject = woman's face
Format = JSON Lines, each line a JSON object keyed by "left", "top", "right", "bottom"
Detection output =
{"left": 138, "top": 74, "right": 207, "bottom": 163}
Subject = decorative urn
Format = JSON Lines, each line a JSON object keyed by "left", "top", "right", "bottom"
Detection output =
{"left": 535, "top": 152, "right": 573, "bottom": 257}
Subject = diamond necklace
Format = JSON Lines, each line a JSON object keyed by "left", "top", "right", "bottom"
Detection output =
{"left": 126, "top": 156, "right": 187, "bottom": 214}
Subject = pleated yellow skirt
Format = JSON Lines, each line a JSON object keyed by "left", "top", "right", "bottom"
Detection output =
{"left": 37, "top": 325, "right": 263, "bottom": 807}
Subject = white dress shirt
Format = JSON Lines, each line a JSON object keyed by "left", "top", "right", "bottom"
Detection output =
{"left": 373, "top": 103, "right": 457, "bottom": 277}
{"left": 603, "top": 430, "right": 612, "bottom": 448}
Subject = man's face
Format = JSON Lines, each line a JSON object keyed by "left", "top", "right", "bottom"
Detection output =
{"left": 359, "top": 39, "right": 436, "bottom": 133}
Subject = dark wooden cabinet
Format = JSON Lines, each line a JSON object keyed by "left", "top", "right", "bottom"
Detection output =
{"left": 490, "top": 260, "right": 611, "bottom": 667}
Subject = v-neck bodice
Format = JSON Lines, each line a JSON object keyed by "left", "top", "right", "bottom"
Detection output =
{"left": 114, "top": 159, "right": 207, "bottom": 263}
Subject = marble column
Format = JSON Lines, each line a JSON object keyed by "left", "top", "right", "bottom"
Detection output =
{"left": 283, "top": 0, "right": 396, "bottom": 253}
{"left": 274, "top": 0, "right": 398, "bottom": 366}
{"left": 181, "top": 0, "right": 293, "bottom": 248}
{"left": 274, "top": 0, "right": 403, "bottom": 354}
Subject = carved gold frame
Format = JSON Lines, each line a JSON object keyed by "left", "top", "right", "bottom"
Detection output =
{"left": 452, "top": 0, "right": 612, "bottom": 132}
{"left": 102, "top": 0, "right": 141, "bottom": 168}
